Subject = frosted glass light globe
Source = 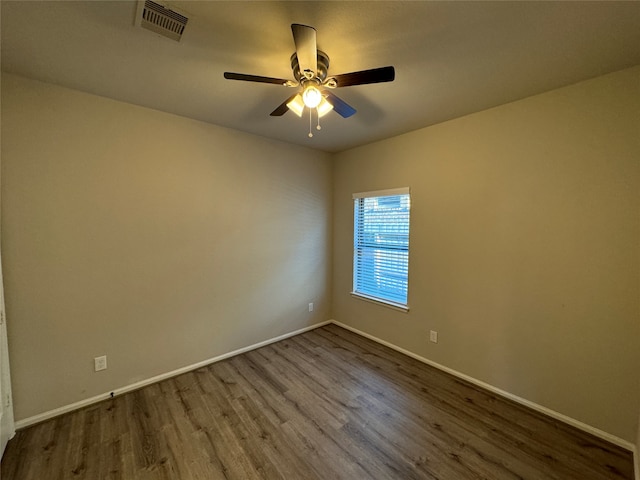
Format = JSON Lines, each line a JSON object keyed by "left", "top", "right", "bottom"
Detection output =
{"left": 302, "top": 86, "right": 322, "bottom": 108}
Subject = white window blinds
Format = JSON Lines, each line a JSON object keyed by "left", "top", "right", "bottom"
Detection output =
{"left": 353, "top": 188, "right": 410, "bottom": 308}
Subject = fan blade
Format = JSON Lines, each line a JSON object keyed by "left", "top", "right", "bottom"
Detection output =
{"left": 224, "top": 72, "right": 291, "bottom": 85}
{"left": 270, "top": 94, "right": 298, "bottom": 116}
{"left": 291, "top": 24, "right": 317, "bottom": 77}
{"left": 329, "top": 66, "right": 395, "bottom": 87}
{"left": 325, "top": 92, "right": 356, "bottom": 118}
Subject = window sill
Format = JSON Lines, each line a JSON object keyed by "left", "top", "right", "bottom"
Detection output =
{"left": 350, "top": 292, "right": 409, "bottom": 313}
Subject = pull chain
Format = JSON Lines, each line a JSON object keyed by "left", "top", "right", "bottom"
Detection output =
{"left": 308, "top": 108, "right": 323, "bottom": 138}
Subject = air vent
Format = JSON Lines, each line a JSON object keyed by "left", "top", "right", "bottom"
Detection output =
{"left": 138, "top": 1, "right": 188, "bottom": 42}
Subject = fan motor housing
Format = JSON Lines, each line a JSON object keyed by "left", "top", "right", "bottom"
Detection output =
{"left": 291, "top": 51, "right": 330, "bottom": 83}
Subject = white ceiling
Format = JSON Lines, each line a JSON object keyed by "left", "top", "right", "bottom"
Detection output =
{"left": 2, "top": 1, "right": 639, "bottom": 153}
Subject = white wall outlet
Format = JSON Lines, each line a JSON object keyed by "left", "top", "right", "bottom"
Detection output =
{"left": 429, "top": 330, "right": 438, "bottom": 343}
{"left": 94, "top": 355, "right": 107, "bottom": 372}
{"left": 308, "top": 302, "right": 314, "bottom": 312}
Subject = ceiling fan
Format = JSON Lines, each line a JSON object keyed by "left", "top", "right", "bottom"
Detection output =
{"left": 224, "top": 24, "right": 395, "bottom": 137}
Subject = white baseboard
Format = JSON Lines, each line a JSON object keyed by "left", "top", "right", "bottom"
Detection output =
{"left": 330, "top": 320, "right": 636, "bottom": 453}
{"left": 15, "top": 320, "right": 331, "bottom": 430}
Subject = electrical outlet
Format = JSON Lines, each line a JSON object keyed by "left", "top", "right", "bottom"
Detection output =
{"left": 308, "top": 302, "right": 314, "bottom": 312}
{"left": 429, "top": 330, "right": 438, "bottom": 343}
{"left": 94, "top": 355, "right": 107, "bottom": 372}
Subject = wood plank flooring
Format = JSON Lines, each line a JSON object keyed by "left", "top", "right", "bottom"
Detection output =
{"left": 2, "top": 324, "right": 634, "bottom": 479}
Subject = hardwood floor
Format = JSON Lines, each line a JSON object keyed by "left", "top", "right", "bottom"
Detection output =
{"left": 2, "top": 324, "right": 634, "bottom": 479}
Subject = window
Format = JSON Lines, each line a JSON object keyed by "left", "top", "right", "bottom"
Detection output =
{"left": 352, "top": 188, "right": 410, "bottom": 310}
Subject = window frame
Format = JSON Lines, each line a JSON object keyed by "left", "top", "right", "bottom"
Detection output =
{"left": 351, "top": 187, "right": 411, "bottom": 312}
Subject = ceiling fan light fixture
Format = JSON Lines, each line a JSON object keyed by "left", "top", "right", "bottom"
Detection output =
{"left": 302, "top": 85, "right": 322, "bottom": 108}
{"left": 224, "top": 24, "right": 395, "bottom": 133}
{"left": 317, "top": 97, "right": 334, "bottom": 117}
{"left": 286, "top": 94, "right": 305, "bottom": 117}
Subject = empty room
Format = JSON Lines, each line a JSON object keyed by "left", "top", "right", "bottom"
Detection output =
{"left": 0, "top": 1, "right": 639, "bottom": 479}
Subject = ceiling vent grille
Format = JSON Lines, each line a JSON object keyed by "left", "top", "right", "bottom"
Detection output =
{"left": 139, "top": 1, "right": 188, "bottom": 42}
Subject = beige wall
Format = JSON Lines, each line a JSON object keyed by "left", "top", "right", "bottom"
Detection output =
{"left": 332, "top": 67, "right": 640, "bottom": 443}
{"left": 1, "top": 74, "right": 332, "bottom": 421}
{"left": 0, "top": 16, "right": 18, "bottom": 450}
